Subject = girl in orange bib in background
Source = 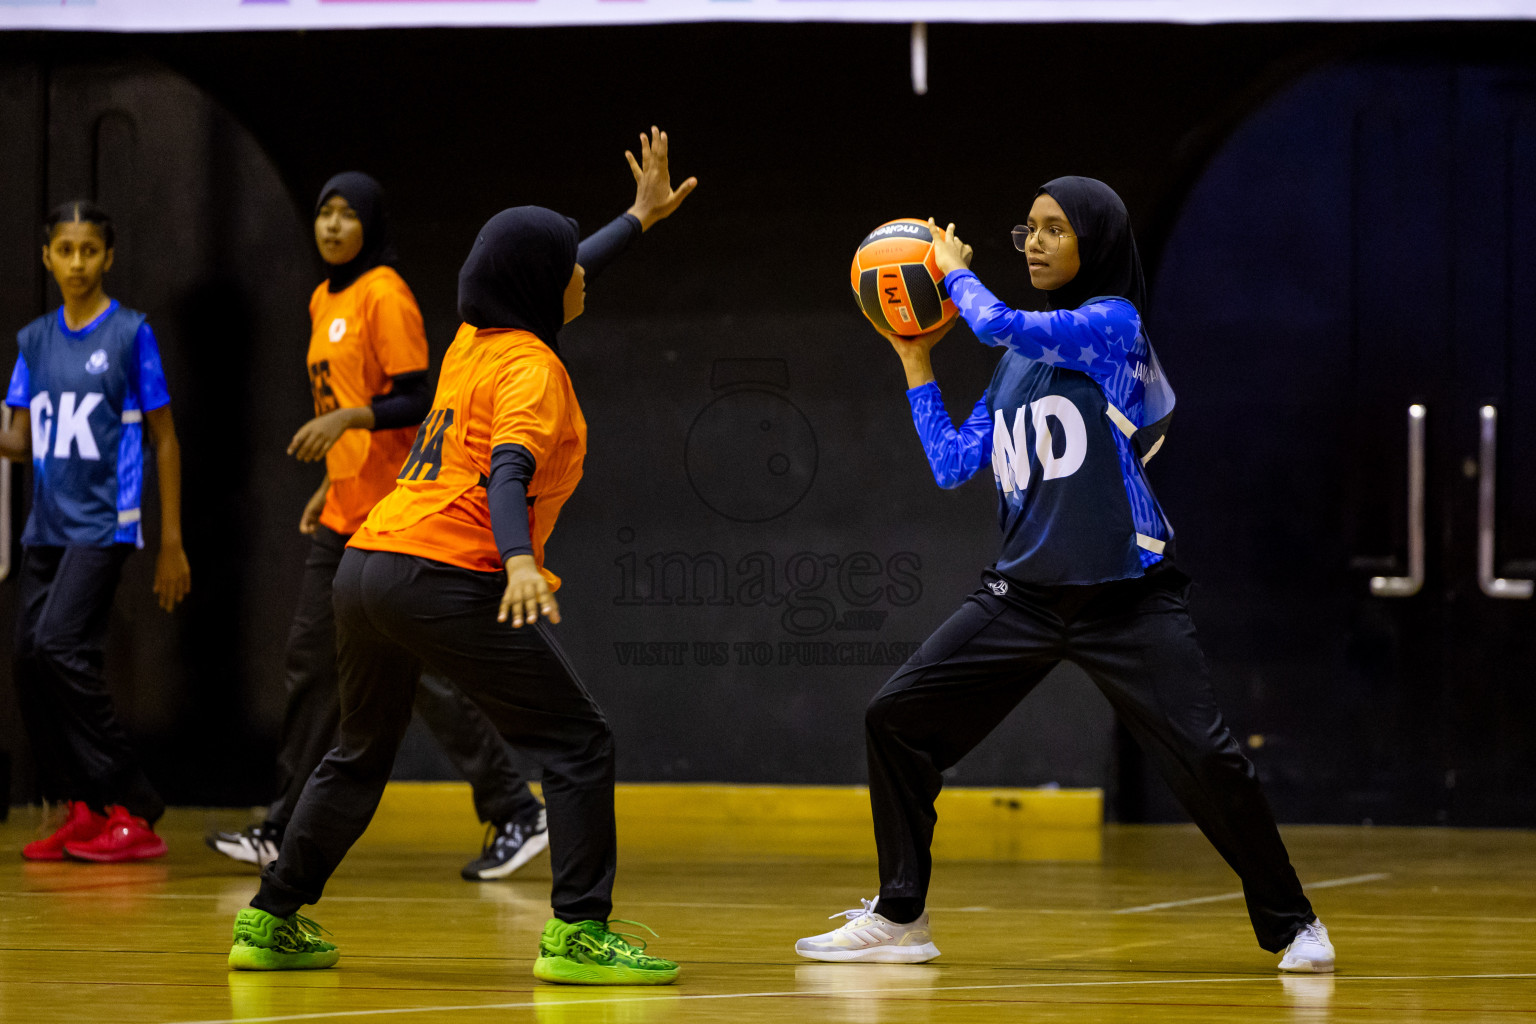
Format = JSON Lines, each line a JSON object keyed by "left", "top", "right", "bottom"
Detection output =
{"left": 207, "top": 174, "right": 546, "bottom": 880}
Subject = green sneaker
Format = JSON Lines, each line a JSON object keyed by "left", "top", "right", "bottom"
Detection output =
{"left": 228, "top": 908, "right": 340, "bottom": 971}
{"left": 532, "top": 917, "right": 680, "bottom": 985}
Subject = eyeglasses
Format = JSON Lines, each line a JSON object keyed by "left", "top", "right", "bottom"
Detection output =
{"left": 1011, "top": 224, "right": 1073, "bottom": 255}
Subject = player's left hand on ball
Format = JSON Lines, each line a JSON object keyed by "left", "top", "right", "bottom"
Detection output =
{"left": 626, "top": 125, "right": 698, "bottom": 231}
{"left": 288, "top": 410, "right": 350, "bottom": 463}
{"left": 154, "top": 544, "right": 191, "bottom": 612}
{"left": 500, "top": 554, "right": 561, "bottom": 628}
{"left": 927, "top": 219, "right": 973, "bottom": 276}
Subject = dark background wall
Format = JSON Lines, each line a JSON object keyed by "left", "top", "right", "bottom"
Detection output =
{"left": 0, "top": 20, "right": 1532, "bottom": 824}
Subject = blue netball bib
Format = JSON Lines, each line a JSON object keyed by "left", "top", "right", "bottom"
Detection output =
{"left": 7, "top": 301, "right": 171, "bottom": 547}
{"left": 908, "top": 273, "right": 1177, "bottom": 585}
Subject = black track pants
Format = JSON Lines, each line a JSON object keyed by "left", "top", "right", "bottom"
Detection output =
{"left": 866, "top": 567, "right": 1314, "bottom": 953}
{"left": 256, "top": 548, "right": 616, "bottom": 923}
{"left": 266, "top": 525, "right": 538, "bottom": 829}
{"left": 12, "top": 544, "right": 163, "bottom": 822}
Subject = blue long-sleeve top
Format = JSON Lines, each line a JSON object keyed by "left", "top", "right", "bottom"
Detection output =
{"left": 906, "top": 268, "right": 1177, "bottom": 585}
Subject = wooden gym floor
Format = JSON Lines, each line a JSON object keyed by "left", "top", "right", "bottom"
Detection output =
{"left": 1, "top": 802, "right": 1534, "bottom": 1023}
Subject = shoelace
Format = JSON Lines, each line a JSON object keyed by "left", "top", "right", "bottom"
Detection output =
{"left": 276, "top": 914, "right": 332, "bottom": 952}
{"left": 573, "top": 918, "right": 660, "bottom": 957}
{"left": 829, "top": 898, "right": 880, "bottom": 925}
{"left": 1285, "top": 921, "right": 1326, "bottom": 954}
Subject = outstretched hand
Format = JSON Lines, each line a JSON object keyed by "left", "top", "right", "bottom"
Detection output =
{"left": 928, "top": 219, "right": 973, "bottom": 277}
{"left": 625, "top": 126, "right": 698, "bottom": 231}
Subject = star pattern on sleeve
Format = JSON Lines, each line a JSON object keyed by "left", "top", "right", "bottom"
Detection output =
{"left": 908, "top": 383, "right": 991, "bottom": 489}
{"left": 943, "top": 269, "right": 1142, "bottom": 381}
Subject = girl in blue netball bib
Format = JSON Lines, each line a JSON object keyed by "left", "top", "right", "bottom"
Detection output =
{"left": 0, "top": 200, "right": 191, "bottom": 862}
{"left": 796, "top": 178, "right": 1333, "bottom": 974}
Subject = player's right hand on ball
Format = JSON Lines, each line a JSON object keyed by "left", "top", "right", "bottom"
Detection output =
{"left": 500, "top": 554, "right": 561, "bottom": 628}
{"left": 875, "top": 317, "right": 957, "bottom": 356}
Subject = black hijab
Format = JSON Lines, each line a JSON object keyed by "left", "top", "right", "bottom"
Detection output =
{"left": 1034, "top": 176, "right": 1146, "bottom": 315}
{"left": 316, "top": 172, "right": 398, "bottom": 294}
{"left": 457, "top": 206, "right": 579, "bottom": 349}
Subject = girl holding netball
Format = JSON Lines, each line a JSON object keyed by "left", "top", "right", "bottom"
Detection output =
{"left": 226, "top": 129, "right": 695, "bottom": 984}
{"left": 796, "top": 177, "right": 1334, "bottom": 973}
{"left": 206, "top": 171, "right": 550, "bottom": 881}
{"left": 0, "top": 200, "right": 191, "bottom": 862}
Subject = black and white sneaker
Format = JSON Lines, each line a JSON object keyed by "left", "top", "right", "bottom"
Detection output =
{"left": 206, "top": 822, "right": 282, "bottom": 868}
{"left": 460, "top": 808, "right": 549, "bottom": 880}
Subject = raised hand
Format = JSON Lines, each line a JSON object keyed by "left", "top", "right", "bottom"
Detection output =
{"left": 625, "top": 126, "right": 698, "bottom": 231}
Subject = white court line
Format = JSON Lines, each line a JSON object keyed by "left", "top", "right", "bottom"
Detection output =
{"left": 161, "top": 972, "right": 1536, "bottom": 1024}
{"left": 1115, "top": 873, "right": 1391, "bottom": 914}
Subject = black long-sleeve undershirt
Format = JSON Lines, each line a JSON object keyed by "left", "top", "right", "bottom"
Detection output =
{"left": 370, "top": 370, "right": 431, "bottom": 430}
{"left": 576, "top": 213, "right": 642, "bottom": 284}
{"left": 488, "top": 442, "right": 537, "bottom": 563}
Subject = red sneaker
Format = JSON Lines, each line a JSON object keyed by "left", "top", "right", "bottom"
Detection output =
{"left": 22, "top": 801, "right": 108, "bottom": 861}
{"left": 63, "top": 805, "right": 167, "bottom": 862}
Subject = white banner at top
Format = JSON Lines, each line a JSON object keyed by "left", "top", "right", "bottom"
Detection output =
{"left": 3, "top": 0, "right": 1535, "bottom": 33}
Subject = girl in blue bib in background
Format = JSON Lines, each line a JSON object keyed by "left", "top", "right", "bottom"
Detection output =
{"left": 0, "top": 200, "right": 191, "bottom": 863}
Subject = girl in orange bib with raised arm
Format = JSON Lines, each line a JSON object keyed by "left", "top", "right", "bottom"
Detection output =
{"left": 227, "top": 130, "right": 696, "bottom": 985}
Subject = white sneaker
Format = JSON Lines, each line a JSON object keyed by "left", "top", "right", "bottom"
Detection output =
{"left": 795, "top": 898, "right": 941, "bottom": 964}
{"left": 1278, "top": 919, "right": 1335, "bottom": 973}
{"left": 205, "top": 823, "right": 281, "bottom": 868}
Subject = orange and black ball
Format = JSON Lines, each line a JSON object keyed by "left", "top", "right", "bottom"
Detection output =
{"left": 850, "top": 218, "right": 958, "bottom": 337}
